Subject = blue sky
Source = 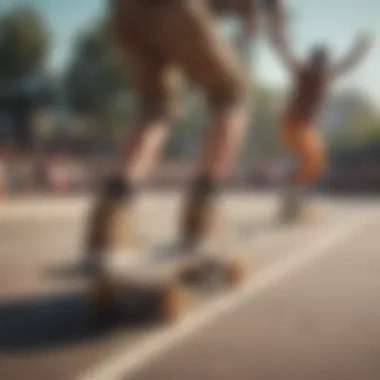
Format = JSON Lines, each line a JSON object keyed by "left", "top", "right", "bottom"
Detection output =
{"left": 1, "top": 0, "right": 380, "bottom": 104}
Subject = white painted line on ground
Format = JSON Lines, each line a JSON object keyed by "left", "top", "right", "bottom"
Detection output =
{"left": 75, "top": 210, "right": 376, "bottom": 380}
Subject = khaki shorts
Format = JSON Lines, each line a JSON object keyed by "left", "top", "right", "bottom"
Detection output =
{"left": 110, "top": 0, "right": 246, "bottom": 118}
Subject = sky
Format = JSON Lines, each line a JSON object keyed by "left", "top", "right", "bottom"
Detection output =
{"left": 1, "top": 0, "right": 380, "bottom": 104}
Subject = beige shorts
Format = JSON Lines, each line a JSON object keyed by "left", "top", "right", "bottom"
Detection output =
{"left": 110, "top": 0, "right": 246, "bottom": 119}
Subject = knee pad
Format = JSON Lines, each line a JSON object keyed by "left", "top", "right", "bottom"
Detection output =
{"left": 190, "top": 175, "right": 223, "bottom": 199}
{"left": 100, "top": 176, "right": 135, "bottom": 200}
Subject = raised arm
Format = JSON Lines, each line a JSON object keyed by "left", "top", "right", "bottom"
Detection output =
{"left": 264, "top": 0, "right": 300, "bottom": 74}
{"left": 331, "top": 32, "right": 373, "bottom": 78}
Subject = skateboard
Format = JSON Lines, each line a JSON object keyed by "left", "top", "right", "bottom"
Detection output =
{"left": 88, "top": 245, "right": 249, "bottom": 323}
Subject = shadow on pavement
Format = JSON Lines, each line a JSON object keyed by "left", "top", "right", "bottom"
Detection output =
{"left": 0, "top": 290, "right": 161, "bottom": 353}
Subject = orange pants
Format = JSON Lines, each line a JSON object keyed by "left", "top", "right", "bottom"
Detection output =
{"left": 280, "top": 122, "right": 325, "bottom": 187}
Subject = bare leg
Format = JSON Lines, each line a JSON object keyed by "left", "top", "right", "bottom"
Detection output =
{"left": 85, "top": 113, "right": 171, "bottom": 261}
{"left": 280, "top": 128, "right": 325, "bottom": 222}
{"left": 122, "top": 118, "right": 169, "bottom": 183}
{"left": 180, "top": 101, "right": 247, "bottom": 246}
{"left": 198, "top": 105, "right": 247, "bottom": 180}
{"left": 85, "top": 15, "right": 178, "bottom": 260}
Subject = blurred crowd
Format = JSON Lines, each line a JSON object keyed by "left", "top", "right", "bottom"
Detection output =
{"left": 0, "top": 154, "right": 89, "bottom": 196}
{"left": 0, "top": 151, "right": 379, "bottom": 197}
{"left": 0, "top": 157, "right": 272, "bottom": 197}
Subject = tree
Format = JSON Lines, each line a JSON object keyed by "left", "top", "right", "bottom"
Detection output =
{"left": 64, "top": 21, "right": 133, "bottom": 138}
{"left": 0, "top": 6, "right": 51, "bottom": 150}
{"left": 0, "top": 6, "right": 49, "bottom": 85}
{"left": 326, "top": 90, "right": 380, "bottom": 151}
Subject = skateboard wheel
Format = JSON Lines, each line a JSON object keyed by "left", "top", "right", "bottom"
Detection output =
{"left": 225, "top": 257, "right": 247, "bottom": 286}
{"left": 159, "top": 284, "right": 189, "bottom": 321}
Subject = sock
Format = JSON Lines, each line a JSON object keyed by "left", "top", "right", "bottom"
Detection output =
{"left": 181, "top": 176, "right": 223, "bottom": 247}
{"left": 100, "top": 176, "right": 137, "bottom": 201}
{"left": 189, "top": 175, "right": 223, "bottom": 199}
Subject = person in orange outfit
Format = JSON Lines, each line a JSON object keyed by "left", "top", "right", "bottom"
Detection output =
{"left": 269, "top": 30, "right": 373, "bottom": 221}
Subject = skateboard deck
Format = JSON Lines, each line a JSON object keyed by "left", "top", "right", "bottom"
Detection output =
{"left": 88, "top": 245, "right": 249, "bottom": 322}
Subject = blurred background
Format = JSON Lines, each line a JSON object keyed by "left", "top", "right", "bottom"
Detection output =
{"left": 0, "top": 0, "right": 379, "bottom": 198}
{"left": 1, "top": 2, "right": 380, "bottom": 380}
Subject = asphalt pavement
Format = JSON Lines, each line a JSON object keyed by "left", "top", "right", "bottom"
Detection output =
{"left": 0, "top": 192, "right": 379, "bottom": 380}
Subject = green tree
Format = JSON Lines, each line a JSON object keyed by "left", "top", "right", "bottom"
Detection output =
{"left": 0, "top": 6, "right": 51, "bottom": 150}
{"left": 327, "top": 92, "right": 380, "bottom": 151}
{"left": 0, "top": 6, "right": 49, "bottom": 85}
{"left": 64, "top": 20, "right": 133, "bottom": 138}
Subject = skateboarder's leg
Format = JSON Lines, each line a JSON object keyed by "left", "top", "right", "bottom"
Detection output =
{"left": 86, "top": 0, "right": 247, "bottom": 257}
{"left": 295, "top": 129, "right": 325, "bottom": 187}
{"left": 120, "top": 59, "right": 180, "bottom": 184}
{"left": 150, "top": 2, "right": 249, "bottom": 244}
{"left": 280, "top": 125, "right": 325, "bottom": 221}
{"left": 86, "top": 1, "right": 181, "bottom": 259}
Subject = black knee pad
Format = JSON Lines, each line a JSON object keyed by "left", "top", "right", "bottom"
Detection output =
{"left": 100, "top": 176, "right": 135, "bottom": 200}
{"left": 190, "top": 176, "right": 223, "bottom": 199}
